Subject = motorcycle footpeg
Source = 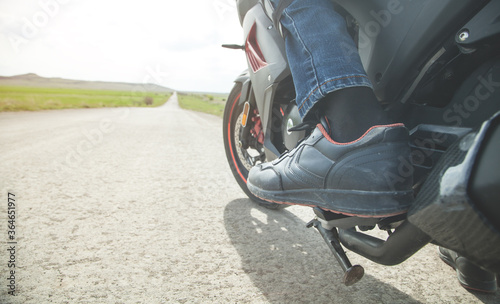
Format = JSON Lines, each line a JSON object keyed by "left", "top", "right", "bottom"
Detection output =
{"left": 307, "top": 219, "right": 365, "bottom": 286}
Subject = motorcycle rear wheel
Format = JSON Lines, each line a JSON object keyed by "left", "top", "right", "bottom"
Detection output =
{"left": 223, "top": 82, "right": 286, "bottom": 210}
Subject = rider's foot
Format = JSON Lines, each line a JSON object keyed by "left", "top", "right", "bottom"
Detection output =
{"left": 247, "top": 118, "right": 414, "bottom": 217}
{"left": 438, "top": 247, "right": 498, "bottom": 293}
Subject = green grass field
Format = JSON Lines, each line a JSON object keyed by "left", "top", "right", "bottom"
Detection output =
{"left": 177, "top": 93, "right": 227, "bottom": 118}
{"left": 0, "top": 86, "right": 172, "bottom": 111}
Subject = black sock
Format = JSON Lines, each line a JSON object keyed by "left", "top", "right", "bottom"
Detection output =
{"left": 317, "top": 87, "right": 392, "bottom": 143}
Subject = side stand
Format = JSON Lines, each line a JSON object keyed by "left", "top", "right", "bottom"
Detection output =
{"left": 307, "top": 218, "right": 364, "bottom": 286}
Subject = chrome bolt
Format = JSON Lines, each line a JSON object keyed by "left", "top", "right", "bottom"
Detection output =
{"left": 286, "top": 118, "right": 294, "bottom": 135}
{"left": 458, "top": 30, "right": 469, "bottom": 42}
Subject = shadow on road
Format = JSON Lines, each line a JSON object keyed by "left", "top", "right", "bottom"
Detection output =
{"left": 224, "top": 198, "right": 425, "bottom": 303}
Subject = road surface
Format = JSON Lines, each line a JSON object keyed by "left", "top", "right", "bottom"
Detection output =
{"left": 0, "top": 94, "right": 498, "bottom": 303}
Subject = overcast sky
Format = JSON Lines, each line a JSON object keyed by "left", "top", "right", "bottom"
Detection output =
{"left": 0, "top": 0, "right": 247, "bottom": 92}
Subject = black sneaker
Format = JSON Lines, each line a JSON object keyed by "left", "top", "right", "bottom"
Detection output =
{"left": 438, "top": 247, "right": 498, "bottom": 293}
{"left": 247, "top": 119, "right": 414, "bottom": 217}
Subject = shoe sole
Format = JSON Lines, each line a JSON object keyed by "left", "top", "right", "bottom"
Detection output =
{"left": 247, "top": 182, "right": 413, "bottom": 218}
{"left": 438, "top": 248, "right": 498, "bottom": 293}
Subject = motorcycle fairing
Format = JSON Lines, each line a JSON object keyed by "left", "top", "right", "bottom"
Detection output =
{"left": 409, "top": 112, "right": 500, "bottom": 273}
{"left": 232, "top": 0, "right": 500, "bottom": 275}
{"left": 455, "top": 0, "right": 500, "bottom": 48}
{"left": 242, "top": 2, "right": 291, "bottom": 160}
{"left": 238, "top": 0, "right": 492, "bottom": 160}
{"left": 333, "top": 0, "right": 490, "bottom": 103}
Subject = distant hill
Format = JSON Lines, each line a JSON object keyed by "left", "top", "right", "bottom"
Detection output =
{"left": 0, "top": 73, "right": 174, "bottom": 93}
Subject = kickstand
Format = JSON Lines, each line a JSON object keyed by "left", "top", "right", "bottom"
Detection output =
{"left": 307, "top": 219, "right": 364, "bottom": 286}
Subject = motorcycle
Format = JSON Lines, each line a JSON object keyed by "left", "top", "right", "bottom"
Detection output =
{"left": 222, "top": 0, "right": 500, "bottom": 286}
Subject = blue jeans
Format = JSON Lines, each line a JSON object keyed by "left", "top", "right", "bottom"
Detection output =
{"left": 271, "top": 0, "right": 373, "bottom": 118}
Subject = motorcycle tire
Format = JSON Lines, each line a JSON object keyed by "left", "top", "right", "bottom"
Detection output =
{"left": 223, "top": 82, "right": 287, "bottom": 210}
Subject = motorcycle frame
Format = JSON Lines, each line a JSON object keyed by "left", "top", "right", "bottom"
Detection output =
{"left": 232, "top": 0, "right": 500, "bottom": 272}
{"left": 236, "top": 0, "right": 493, "bottom": 161}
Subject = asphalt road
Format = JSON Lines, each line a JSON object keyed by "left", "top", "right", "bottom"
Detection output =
{"left": 0, "top": 94, "right": 499, "bottom": 303}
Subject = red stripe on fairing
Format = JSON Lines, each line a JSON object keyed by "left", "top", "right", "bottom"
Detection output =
{"left": 245, "top": 23, "right": 268, "bottom": 73}
{"left": 227, "top": 92, "right": 247, "bottom": 183}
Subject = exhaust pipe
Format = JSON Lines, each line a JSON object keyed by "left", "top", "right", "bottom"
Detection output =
{"left": 338, "top": 220, "right": 431, "bottom": 266}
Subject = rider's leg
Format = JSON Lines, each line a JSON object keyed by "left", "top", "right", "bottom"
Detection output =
{"left": 247, "top": 0, "right": 413, "bottom": 217}
{"left": 272, "top": 0, "right": 392, "bottom": 142}
{"left": 318, "top": 87, "right": 392, "bottom": 142}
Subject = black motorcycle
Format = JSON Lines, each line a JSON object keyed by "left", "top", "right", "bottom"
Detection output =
{"left": 223, "top": 0, "right": 500, "bottom": 286}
